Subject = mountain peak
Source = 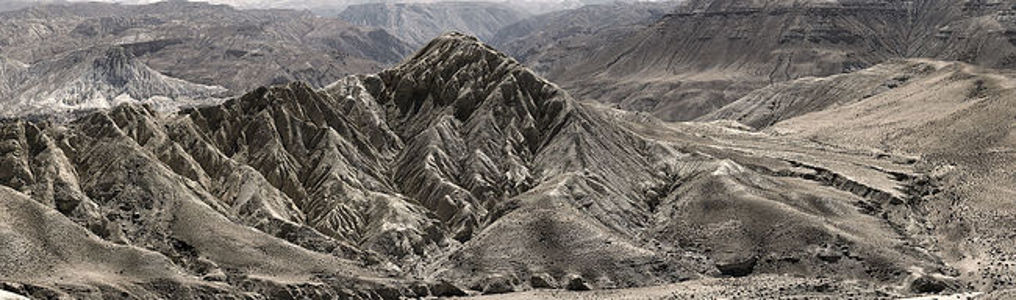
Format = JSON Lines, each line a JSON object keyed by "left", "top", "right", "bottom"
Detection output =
{"left": 92, "top": 46, "right": 137, "bottom": 87}
{"left": 381, "top": 32, "right": 571, "bottom": 137}
{"left": 406, "top": 32, "right": 512, "bottom": 64}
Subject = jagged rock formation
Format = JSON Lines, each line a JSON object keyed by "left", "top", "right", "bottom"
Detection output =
{"left": 338, "top": 2, "right": 529, "bottom": 46}
{"left": 526, "top": 0, "right": 1016, "bottom": 122}
{"left": 0, "top": 45, "right": 225, "bottom": 119}
{"left": 0, "top": 1, "right": 413, "bottom": 93}
{"left": 0, "top": 33, "right": 968, "bottom": 298}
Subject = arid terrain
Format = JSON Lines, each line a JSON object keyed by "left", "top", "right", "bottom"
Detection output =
{"left": 1, "top": 0, "right": 1015, "bottom": 299}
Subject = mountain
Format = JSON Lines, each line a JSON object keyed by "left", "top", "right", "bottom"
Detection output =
{"left": 338, "top": 2, "right": 529, "bottom": 46}
{"left": 0, "top": 33, "right": 973, "bottom": 298}
{"left": 57, "top": 0, "right": 650, "bottom": 14}
{"left": 491, "top": 1, "right": 674, "bottom": 74}
{"left": 0, "top": 1, "right": 414, "bottom": 93}
{"left": 0, "top": 0, "right": 65, "bottom": 12}
{"left": 526, "top": 0, "right": 1016, "bottom": 122}
{"left": 1, "top": 46, "right": 226, "bottom": 119}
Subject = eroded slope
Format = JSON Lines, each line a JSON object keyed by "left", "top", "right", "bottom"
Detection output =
{"left": 0, "top": 33, "right": 967, "bottom": 298}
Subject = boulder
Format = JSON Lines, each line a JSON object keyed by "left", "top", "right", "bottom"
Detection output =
{"left": 716, "top": 257, "right": 757, "bottom": 277}
{"left": 564, "top": 274, "right": 593, "bottom": 291}
{"left": 482, "top": 275, "right": 515, "bottom": 295}
{"left": 530, "top": 273, "right": 557, "bottom": 289}
{"left": 816, "top": 247, "right": 843, "bottom": 263}
{"left": 910, "top": 274, "right": 953, "bottom": 294}
{"left": 431, "top": 280, "right": 469, "bottom": 297}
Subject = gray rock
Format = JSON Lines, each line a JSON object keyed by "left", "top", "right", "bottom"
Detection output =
{"left": 816, "top": 247, "right": 843, "bottom": 263}
{"left": 716, "top": 257, "right": 757, "bottom": 277}
{"left": 530, "top": 273, "right": 557, "bottom": 289}
{"left": 910, "top": 274, "right": 954, "bottom": 294}
{"left": 481, "top": 275, "right": 515, "bottom": 295}
{"left": 431, "top": 280, "right": 469, "bottom": 297}
{"left": 565, "top": 274, "right": 593, "bottom": 291}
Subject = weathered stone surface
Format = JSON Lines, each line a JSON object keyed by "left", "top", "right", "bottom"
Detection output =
{"left": 716, "top": 257, "right": 757, "bottom": 278}
{"left": 565, "top": 274, "right": 593, "bottom": 291}
{"left": 431, "top": 280, "right": 469, "bottom": 297}
{"left": 530, "top": 273, "right": 558, "bottom": 289}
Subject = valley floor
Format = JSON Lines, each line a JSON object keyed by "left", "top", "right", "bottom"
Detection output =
{"left": 460, "top": 275, "right": 990, "bottom": 299}
{"left": 457, "top": 275, "right": 889, "bottom": 299}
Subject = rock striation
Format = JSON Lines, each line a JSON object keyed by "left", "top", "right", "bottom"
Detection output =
{"left": 0, "top": 33, "right": 969, "bottom": 298}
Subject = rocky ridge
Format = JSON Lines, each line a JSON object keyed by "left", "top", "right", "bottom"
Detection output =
{"left": 0, "top": 33, "right": 967, "bottom": 298}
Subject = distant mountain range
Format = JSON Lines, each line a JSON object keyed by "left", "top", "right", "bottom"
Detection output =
{"left": 2, "top": 0, "right": 663, "bottom": 13}
{"left": 0, "top": 0, "right": 414, "bottom": 117}
{"left": 338, "top": 2, "right": 530, "bottom": 46}
{"left": 503, "top": 0, "right": 1016, "bottom": 122}
{"left": 491, "top": 1, "right": 675, "bottom": 74}
{"left": 0, "top": 46, "right": 226, "bottom": 119}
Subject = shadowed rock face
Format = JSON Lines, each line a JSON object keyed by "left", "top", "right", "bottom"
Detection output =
{"left": 0, "top": 33, "right": 961, "bottom": 298}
